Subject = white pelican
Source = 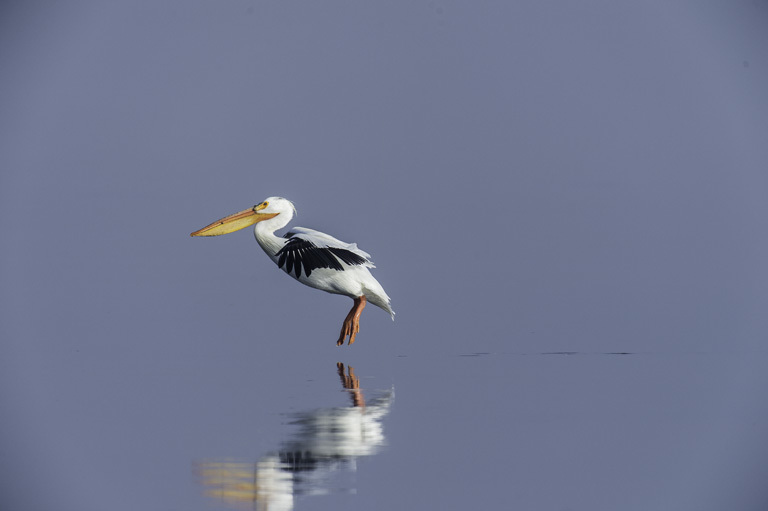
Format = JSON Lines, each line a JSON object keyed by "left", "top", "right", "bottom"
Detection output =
{"left": 190, "top": 197, "right": 394, "bottom": 345}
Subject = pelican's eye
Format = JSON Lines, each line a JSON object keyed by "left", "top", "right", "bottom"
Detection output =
{"left": 253, "top": 201, "right": 269, "bottom": 212}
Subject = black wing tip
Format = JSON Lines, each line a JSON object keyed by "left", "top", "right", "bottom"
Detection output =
{"left": 328, "top": 248, "right": 368, "bottom": 266}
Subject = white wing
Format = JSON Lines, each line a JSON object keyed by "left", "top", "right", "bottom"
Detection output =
{"left": 276, "top": 227, "right": 375, "bottom": 279}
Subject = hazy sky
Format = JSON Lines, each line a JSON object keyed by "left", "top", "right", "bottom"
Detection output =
{"left": 2, "top": 2, "right": 768, "bottom": 510}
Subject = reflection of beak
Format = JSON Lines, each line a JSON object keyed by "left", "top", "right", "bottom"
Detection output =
{"left": 190, "top": 205, "right": 278, "bottom": 237}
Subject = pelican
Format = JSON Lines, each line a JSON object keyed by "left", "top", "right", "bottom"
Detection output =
{"left": 190, "top": 197, "right": 394, "bottom": 346}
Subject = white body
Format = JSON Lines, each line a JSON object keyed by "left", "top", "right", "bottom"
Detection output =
{"left": 253, "top": 198, "right": 394, "bottom": 319}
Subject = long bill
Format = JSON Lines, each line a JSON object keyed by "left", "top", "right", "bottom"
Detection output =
{"left": 190, "top": 204, "right": 278, "bottom": 237}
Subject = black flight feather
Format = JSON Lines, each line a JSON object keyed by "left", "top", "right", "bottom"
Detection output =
{"left": 276, "top": 235, "right": 368, "bottom": 278}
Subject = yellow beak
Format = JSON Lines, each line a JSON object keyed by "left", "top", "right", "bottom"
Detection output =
{"left": 190, "top": 204, "right": 278, "bottom": 237}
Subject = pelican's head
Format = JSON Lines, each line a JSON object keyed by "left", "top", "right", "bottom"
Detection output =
{"left": 190, "top": 196, "right": 296, "bottom": 237}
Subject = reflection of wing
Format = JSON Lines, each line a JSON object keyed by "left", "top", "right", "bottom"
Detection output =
{"left": 276, "top": 228, "right": 373, "bottom": 278}
{"left": 288, "top": 390, "right": 394, "bottom": 459}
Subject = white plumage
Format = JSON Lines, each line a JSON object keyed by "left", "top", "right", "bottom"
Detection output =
{"left": 191, "top": 196, "right": 393, "bottom": 345}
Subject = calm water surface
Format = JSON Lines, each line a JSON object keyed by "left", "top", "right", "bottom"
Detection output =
{"left": 3, "top": 308, "right": 768, "bottom": 510}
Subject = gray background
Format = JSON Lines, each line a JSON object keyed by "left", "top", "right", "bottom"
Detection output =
{"left": 2, "top": 1, "right": 768, "bottom": 510}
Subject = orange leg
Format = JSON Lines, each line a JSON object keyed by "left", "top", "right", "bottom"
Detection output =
{"left": 336, "top": 295, "right": 367, "bottom": 346}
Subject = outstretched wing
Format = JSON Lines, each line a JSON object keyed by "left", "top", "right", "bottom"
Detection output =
{"left": 276, "top": 227, "right": 374, "bottom": 279}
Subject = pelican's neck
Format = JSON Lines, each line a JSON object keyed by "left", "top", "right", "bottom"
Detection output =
{"left": 253, "top": 213, "right": 291, "bottom": 258}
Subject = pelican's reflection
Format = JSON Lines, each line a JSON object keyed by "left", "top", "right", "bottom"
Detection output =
{"left": 196, "top": 363, "right": 394, "bottom": 511}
